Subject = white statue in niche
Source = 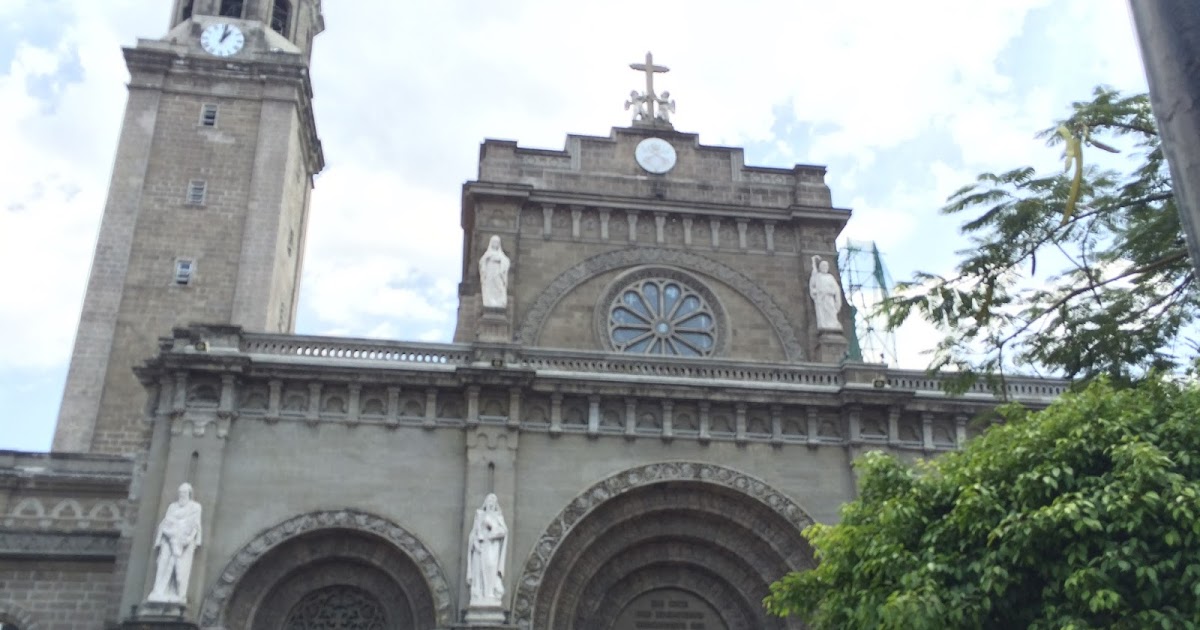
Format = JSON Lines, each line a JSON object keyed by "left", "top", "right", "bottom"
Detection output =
{"left": 478, "top": 235, "right": 511, "bottom": 309}
{"left": 467, "top": 493, "right": 509, "bottom": 607}
{"left": 146, "top": 483, "right": 203, "bottom": 605}
{"left": 809, "top": 255, "right": 843, "bottom": 332}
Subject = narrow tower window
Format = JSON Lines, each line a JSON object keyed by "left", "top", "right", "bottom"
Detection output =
{"left": 186, "top": 180, "right": 207, "bottom": 205}
{"left": 219, "top": 0, "right": 244, "bottom": 18}
{"left": 287, "top": 228, "right": 294, "bottom": 256}
{"left": 270, "top": 0, "right": 293, "bottom": 35}
{"left": 174, "top": 259, "right": 195, "bottom": 285}
{"left": 180, "top": 0, "right": 194, "bottom": 21}
{"left": 199, "top": 103, "right": 218, "bottom": 127}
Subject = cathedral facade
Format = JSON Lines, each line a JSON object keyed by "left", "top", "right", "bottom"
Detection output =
{"left": 0, "top": 2, "right": 1065, "bottom": 629}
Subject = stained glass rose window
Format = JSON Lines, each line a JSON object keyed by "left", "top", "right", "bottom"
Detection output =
{"left": 608, "top": 278, "right": 717, "bottom": 356}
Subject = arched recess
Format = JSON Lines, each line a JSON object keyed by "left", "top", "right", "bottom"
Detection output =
{"left": 516, "top": 248, "right": 805, "bottom": 361}
{"left": 0, "top": 601, "right": 38, "bottom": 630}
{"left": 198, "top": 510, "right": 452, "bottom": 629}
{"left": 512, "top": 462, "right": 817, "bottom": 630}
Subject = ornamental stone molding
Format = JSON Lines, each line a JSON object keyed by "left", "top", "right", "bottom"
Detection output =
{"left": 3, "top": 497, "right": 124, "bottom": 531}
{"left": 510, "top": 461, "right": 816, "bottom": 628}
{"left": 515, "top": 247, "right": 804, "bottom": 361}
{"left": 0, "top": 530, "right": 120, "bottom": 559}
{"left": 199, "top": 509, "right": 452, "bottom": 628}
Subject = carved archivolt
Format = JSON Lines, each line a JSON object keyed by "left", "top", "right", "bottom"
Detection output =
{"left": 516, "top": 247, "right": 804, "bottom": 361}
{"left": 510, "top": 461, "right": 816, "bottom": 628}
{"left": 199, "top": 509, "right": 452, "bottom": 628}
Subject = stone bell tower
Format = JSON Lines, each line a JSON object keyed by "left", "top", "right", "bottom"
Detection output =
{"left": 53, "top": 0, "right": 325, "bottom": 454}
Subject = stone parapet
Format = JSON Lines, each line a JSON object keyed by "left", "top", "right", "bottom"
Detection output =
{"left": 133, "top": 326, "right": 1069, "bottom": 453}
{"left": 475, "top": 127, "right": 840, "bottom": 212}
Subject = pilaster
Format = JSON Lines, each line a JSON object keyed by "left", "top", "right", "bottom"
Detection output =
{"left": 461, "top": 426, "right": 520, "bottom": 621}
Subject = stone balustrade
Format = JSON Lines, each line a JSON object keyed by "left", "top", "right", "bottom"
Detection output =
{"left": 139, "top": 326, "right": 1070, "bottom": 453}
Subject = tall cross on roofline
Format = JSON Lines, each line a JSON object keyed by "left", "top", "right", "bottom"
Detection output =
{"left": 626, "top": 51, "right": 675, "bottom": 125}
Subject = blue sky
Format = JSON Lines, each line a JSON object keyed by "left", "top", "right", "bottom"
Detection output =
{"left": 0, "top": 1, "right": 1148, "bottom": 452}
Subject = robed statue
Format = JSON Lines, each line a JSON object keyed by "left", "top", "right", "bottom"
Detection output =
{"left": 478, "top": 235, "right": 510, "bottom": 309}
{"left": 466, "top": 493, "right": 508, "bottom": 607}
{"left": 147, "top": 483, "right": 203, "bottom": 605}
{"left": 809, "top": 255, "right": 843, "bottom": 332}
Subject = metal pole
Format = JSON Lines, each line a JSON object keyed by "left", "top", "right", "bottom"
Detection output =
{"left": 1130, "top": 0, "right": 1200, "bottom": 278}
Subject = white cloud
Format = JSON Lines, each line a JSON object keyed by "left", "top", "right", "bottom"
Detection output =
{"left": 0, "top": 0, "right": 1153, "bottom": 449}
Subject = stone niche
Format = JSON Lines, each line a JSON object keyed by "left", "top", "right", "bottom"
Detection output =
{"left": 611, "top": 588, "right": 727, "bottom": 630}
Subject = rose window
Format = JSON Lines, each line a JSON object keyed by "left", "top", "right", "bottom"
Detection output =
{"left": 609, "top": 278, "right": 716, "bottom": 356}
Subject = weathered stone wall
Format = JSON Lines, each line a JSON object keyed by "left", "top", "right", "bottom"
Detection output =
{"left": 54, "top": 44, "right": 320, "bottom": 456}
{"left": 109, "top": 327, "right": 1066, "bottom": 627}
{"left": 0, "top": 451, "right": 134, "bottom": 629}
{"left": 0, "top": 562, "right": 122, "bottom": 630}
{"left": 454, "top": 127, "right": 849, "bottom": 358}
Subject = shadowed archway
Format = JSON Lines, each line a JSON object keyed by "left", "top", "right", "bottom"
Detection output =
{"left": 199, "top": 510, "right": 451, "bottom": 629}
{"left": 512, "top": 462, "right": 816, "bottom": 630}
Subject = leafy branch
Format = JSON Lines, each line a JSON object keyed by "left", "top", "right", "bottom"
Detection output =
{"left": 885, "top": 88, "right": 1198, "bottom": 390}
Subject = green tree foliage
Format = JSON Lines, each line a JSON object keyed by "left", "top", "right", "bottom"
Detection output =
{"left": 886, "top": 88, "right": 1197, "bottom": 386}
{"left": 764, "top": 377, "right": 1200, "bottom": 629}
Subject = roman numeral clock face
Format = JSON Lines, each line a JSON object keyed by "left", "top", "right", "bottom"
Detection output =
{"left": 200, "top": 23, "right": 245, "bottom": 57}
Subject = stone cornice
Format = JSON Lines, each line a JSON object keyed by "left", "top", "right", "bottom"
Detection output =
{"left": 131, "top": 326, "right": 1068, "bottom": 450}
{"left": 0, "top": 451, "right": 133, "bottom": 493}
{"left": 122, "top": 45, "right": 324, "bottom": 175}
{"left": 463, "top": 183, "right": 851, "bottom": 223}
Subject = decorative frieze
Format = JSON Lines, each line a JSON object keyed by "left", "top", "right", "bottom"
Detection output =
{"left": 0, "top": 530, "right": 121, "bottom": 560}
{"left": 3, "top": 498, "right": 125, "bottom": 531}
{"left": 138, "top": 328, "right": 1068, "bottom": 452}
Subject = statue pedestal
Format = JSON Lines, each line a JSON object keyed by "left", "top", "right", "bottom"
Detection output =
{"left": 463, "top": 604, "right": 508, "bottom": 625}
{"left": 477, "top": 307, "right": 510, "bottom": 343}
{"left": 122, "top": 602, "right": 197, "bottom": 630}
{"left": 817, "top": 329, "right": 848, "bottom": 364}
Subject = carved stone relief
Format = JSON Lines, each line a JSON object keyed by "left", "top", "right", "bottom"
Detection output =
{"left": 511, "top": 462, "right": 816, "bottom": 629}
{"left": 199, "top": 510, "right": 452, "bottom": 628}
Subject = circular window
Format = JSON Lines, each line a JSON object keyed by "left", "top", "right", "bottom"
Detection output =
{"left": 608, "top": 278, "right": 717, "bottom": 356}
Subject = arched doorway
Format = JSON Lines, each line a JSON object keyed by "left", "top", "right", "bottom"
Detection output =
{"left": 200, "top": 510, "right": 452, "bottom": 629}
{"left": 513, "top": 462, "right": 815, "bottom": 630}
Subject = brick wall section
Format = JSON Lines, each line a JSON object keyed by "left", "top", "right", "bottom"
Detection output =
{"left": 0, "top": 561, "right": 121, "bottom": 629}
{"left": 455, "top": 127, "right": 849, "bottom": 358}
{"left": 54, "top": 42, "right": 321, "bottom": 456}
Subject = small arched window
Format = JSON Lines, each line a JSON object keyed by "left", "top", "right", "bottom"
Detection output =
{"left": 218, "top": 0, "right": 244, "bottom": 18}
{"left": 270, "top": 0, "right": 292, "bottom": 35}
{"left": 180, "top": 0, "right": 193, "bottom": 21}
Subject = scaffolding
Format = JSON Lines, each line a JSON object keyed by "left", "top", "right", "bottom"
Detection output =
{"left": 838, "top": 240, "right": 898, "bottom": 365}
